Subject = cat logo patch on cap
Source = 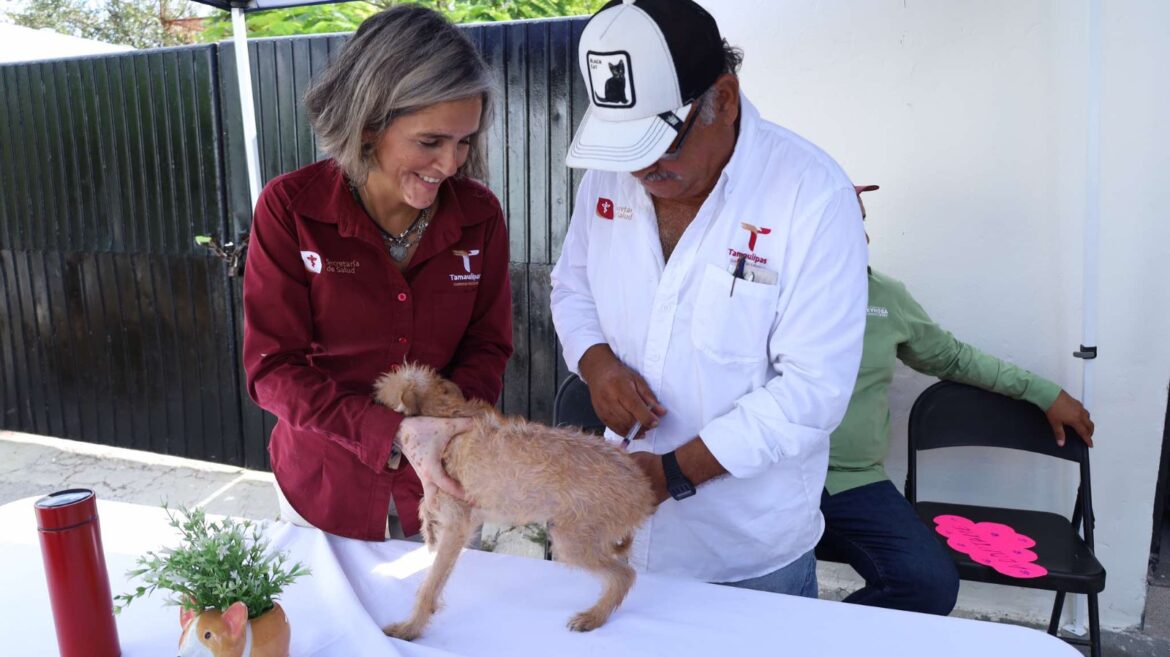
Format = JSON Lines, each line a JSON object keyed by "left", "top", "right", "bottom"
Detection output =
{"left": 586, "top": 51, "right": 636, "bottom": 108}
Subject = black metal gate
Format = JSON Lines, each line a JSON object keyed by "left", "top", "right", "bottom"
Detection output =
{"left": 0, "top": 47, "right": 242, "bottom": 464}
{"left": 0, "top": 18, "right": 588, "bottom": 469}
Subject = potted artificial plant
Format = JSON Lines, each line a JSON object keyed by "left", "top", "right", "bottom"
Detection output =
{"left": 114, "top": 506, "right": 308, "bottom": 657}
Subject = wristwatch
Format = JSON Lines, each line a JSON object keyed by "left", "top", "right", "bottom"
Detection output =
{"left": 661, "top": 451, "right": 696, "bottom": 501}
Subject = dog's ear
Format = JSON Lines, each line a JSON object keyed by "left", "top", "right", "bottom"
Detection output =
{"left": 400, "top": 386, "right": 420, "bottom": 415}
{"left": 373, "top": 373, "right": 401, "bottom": 408}
{"left": 438, "top": 380, "right": 464, "bottom": 400}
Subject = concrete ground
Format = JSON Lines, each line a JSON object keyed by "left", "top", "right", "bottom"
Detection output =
{"left": 2, "top": 430, "right": 1166, "bottom": 656}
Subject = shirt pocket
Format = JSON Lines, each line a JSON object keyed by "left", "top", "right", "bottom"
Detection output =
{"left": 690, "top": 263, "right": 778, "bottom": 364}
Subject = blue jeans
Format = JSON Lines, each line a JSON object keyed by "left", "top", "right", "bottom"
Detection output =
{"left": 818, "top": 480, "right": 958, "bottom": 615}
{"left": 719, "top": 549, "right": 818, "bottom": 598}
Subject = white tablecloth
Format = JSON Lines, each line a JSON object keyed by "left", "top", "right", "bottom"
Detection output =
{"left": 0, "top": 497, "right": 1079, "bottom": 656}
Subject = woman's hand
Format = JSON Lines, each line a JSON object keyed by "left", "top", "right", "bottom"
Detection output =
{"left": 396, "top": 416, "right": 476, "bottom": 501}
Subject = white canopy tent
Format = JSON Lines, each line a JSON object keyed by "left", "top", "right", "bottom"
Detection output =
{"left": 0, "top": 23, "right": 133, "bottom": 64}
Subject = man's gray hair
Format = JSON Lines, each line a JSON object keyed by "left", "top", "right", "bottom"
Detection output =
{"left": 304, "top": 5, "right": 494, "bottom": 185}
{"left": 698, "top": 40, "right": 744, "bottom": 126}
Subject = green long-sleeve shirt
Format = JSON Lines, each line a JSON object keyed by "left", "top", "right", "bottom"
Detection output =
{"left": 826, "top": 269, "right": 1062, "bottom": 495}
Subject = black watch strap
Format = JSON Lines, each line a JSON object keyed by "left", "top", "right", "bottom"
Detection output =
{"left": 662, "top": 450, "right": 696, "bottom": 501}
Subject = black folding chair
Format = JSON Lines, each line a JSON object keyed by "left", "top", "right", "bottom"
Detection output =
{"left": 906, "top": 381, "right": 1106, "bottom": 657}
{"left": 552, "top": 373, "right": 606, "bottom": 436}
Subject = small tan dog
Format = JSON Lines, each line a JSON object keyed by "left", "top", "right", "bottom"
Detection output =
{"left": 373, "top": 363, "right": 654, "bottom": 640}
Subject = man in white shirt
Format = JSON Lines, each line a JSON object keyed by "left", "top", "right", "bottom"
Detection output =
{"left": 550, "top": 0, "right": 868, "bottom": 595}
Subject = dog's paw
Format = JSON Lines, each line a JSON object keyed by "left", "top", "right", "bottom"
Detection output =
{"left": 383, "top": 621, "right": 421, "bottom": 641}
{"left": 567, "top": 611, "right": 606, "bottom": 632}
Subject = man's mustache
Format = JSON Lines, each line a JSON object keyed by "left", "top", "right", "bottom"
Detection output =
{"left": 639, "top": 169, "right": 682, "bottom": 183}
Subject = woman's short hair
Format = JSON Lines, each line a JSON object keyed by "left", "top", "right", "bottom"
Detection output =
{"left": 305, "top": 5, "right": 494, "bottom": 185}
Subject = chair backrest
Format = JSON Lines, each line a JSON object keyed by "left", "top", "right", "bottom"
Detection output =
{"left": 909, "top": 381, "right": 1087, "bottom": 462}
{"left": 906, "top": 380, "right": 1094, "bottom": 546}
{"left": 553, "top": 374, "right": 606, "bottom": 435}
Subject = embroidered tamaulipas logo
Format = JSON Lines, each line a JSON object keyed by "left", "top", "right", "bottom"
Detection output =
{"left": 740, "top": 222, "right": 772, "bottom": 251}
{"left": 453, "top": 249, "right": 480, "bottom": 273}
{"left": 726, "top": 223, "right": 774, "bottom": 265}
{"left": 450, "top": 249, "right": 482, "bottom": 287}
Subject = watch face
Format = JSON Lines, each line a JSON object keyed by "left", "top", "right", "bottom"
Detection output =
{"left": 668, "top": 480, "right": 696, "bottom": 501}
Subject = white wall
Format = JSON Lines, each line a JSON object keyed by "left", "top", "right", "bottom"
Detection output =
{"left": 701, "top": 0, "right": 1170, "bottom": 630}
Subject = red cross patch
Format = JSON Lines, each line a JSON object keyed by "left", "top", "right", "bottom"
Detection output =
{"left": 300, "top": 250, "right": 322, "bottom": 274}
{"left": 596, "top": 197, "right": 615, "bottom": 220}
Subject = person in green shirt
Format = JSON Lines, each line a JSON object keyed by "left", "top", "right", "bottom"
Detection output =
{"left": 816, "top": 185, "right": 1096, "bottom": 615}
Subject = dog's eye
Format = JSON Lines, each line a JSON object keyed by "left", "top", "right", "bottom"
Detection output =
{"left": 204, "top": 631, "right": 212, "bottom": 640}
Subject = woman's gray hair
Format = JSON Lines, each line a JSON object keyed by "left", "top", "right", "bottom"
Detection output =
{"left": 304, "top": 5, "right": 494, "bottom": 185}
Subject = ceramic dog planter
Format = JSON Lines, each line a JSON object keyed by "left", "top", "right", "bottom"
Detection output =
{"left": 179, "top": 601, "right": 290, "bottom": 657}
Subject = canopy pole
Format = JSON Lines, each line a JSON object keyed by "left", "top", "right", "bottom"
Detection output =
{"left": 232, "top": 6, "right": 262, "bottom": 209}
{"left": 1063, "top": 0, "right": 1102, "bottom": 637}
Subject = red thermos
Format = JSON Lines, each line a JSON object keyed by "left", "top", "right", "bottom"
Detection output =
{"left": 35, "top": 488, "right": 121, "bottom": 657}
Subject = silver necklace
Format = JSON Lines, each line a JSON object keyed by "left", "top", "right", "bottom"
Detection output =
{"left": 349, "top": 182, "right": 432, "bottom": 262}
{"left": 379, "top": 206, "right": 431, "bottom": 262}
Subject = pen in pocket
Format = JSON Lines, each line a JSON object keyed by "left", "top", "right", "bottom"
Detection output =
{"left": 729, "top": 253, "right": 747, "bottom": 297}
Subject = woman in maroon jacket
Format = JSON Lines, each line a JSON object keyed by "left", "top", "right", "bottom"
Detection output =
{"left": 242, "top": 6, "right": 513, "bottom": 541}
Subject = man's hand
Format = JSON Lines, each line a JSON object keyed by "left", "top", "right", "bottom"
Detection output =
{"left": 578, "top": 344, "right": 666, "bottom": 437}
{"left": 1045, "top": 389, "right": 1094, "bottom": 448}
{"left": 396, "top": 416, "right": 476, "bottom": 501}
{"left": 630, "top": 451, "right": 669, "bottom": 505}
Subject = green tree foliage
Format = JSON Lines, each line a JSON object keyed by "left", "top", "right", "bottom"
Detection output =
{"left": 199, "top": 1, "right": 379, "bottom": 41}
{"left": 200, "top": 0, "right": 604, "bottom": 42}
{"left": 441, "top": 0, "right": 604, "bottom": 23}
{"left": 2, "top": 0, "right": 603, "bottom": 50}
{"left": 4, "top": 0, "right": 204, "bottom": 49}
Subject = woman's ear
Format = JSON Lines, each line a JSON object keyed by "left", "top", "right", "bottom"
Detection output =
{"left": 361, "top": 128, "right": 381, "bottom": 164}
